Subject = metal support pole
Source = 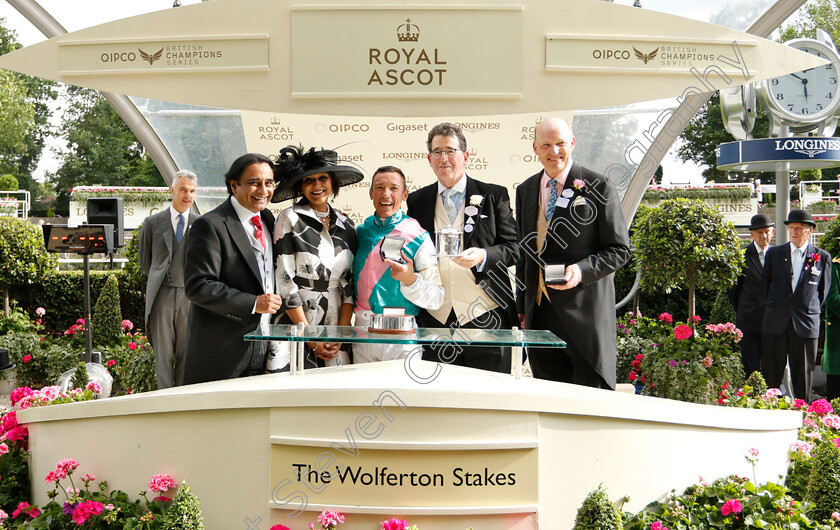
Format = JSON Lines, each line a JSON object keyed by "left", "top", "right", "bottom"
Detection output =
{"left": 777, "top": 160, "right": 791, "bottom": 245}
{"left": 83, "top": 254, "right": 92, "bottom": 363}
{"left": 511, "top": 327, "right": 523, "bottom": 380}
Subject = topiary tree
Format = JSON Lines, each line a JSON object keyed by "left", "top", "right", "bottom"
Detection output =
{"left": 92, "top": 274, "right": 122, "bottom": 348}
{"left": 0, "top": 174, "right": 18, "bottom": 191}
{"left": 0, "top": 217, "right": 56, "bottom": 316}
{"left": 163, "top": 481, "right": 204, "bottom": 530}
{"left": 709, "top": 288, "right": 738, "bottom": 327}
{"left": 633, "top": 199, "right": 743, "bottom": 322}
{"left": 806, "top": 440, "right": 840, "bottom": 522}
{"left": 573, "top": 484, "right": 622, "bottom": 530}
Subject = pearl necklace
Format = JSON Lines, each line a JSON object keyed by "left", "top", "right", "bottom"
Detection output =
{"left": 313, "top": 208, "right": 330, "bottom": 219}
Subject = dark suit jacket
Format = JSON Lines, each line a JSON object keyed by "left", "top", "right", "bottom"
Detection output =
{"left": 138, "top": 207, "right": 198, "bottom": 329}
{"left": 727, "top": 243, "right": 766, "bottom": 334}
{"left": 515, "top": 163, "right": 630, "bottom": 387}
{"left": 183, "top": 197, "right": 276, "bottom": 384}
{"left": 406, "top": 176, "right": 520, "bottom": 322}
{"left": 762, "top": 242, "right": 831, "bottom": 339}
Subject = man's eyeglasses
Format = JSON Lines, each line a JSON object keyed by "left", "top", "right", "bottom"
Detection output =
{"left": 429, "top": 148, "right": 461, "bottom": 159}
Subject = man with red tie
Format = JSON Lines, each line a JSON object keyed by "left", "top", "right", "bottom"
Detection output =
{"left": 183, "top": 153, "right": 283, "bottom": 384}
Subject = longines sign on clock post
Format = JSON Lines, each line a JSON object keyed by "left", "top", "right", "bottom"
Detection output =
{"left": 290, "top": 7, "right": 522, "bottom": 98}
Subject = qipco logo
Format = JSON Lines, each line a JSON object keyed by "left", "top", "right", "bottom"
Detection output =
{"left": 100, "top": 51, "right": 137, "bottom": 63}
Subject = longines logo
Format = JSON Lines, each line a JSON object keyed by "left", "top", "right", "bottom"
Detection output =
{"left": 367, "top": 18, "right": 447, "bottom": 87}
{"left": 456, "top": 122, "right": 501, "bottom": 133}
{"left": 139, "top": 48, "right": 164, "bottom": 65}
{"left": 776, "top": 138, "right": 840, "bottom": 153}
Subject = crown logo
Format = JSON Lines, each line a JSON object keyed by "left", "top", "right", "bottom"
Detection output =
{"left": 397, "top": 18, "right": 419, "bottom": 42}
{"left": 270, "top": 116, "right": 282, "bottom": 125}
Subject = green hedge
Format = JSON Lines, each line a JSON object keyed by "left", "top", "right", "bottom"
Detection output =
{"left": 642, "top": 187, "right": 752, "bottom": 202}
{"left": 9, "top": 269, "right": 145, "bottom": 334}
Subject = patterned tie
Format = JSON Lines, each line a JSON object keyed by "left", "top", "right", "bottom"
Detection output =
{"left": 442, "top": 188, "right": 457, "bottom": 224}
{"left": 545, "top": 178, "right": 558, "bottom": 222}
{"left": 175, "top": 213, "right": 185, "bottom": 244}
{"left": 792, "top": 248, "right": 804, "bottom": 290}
{"left": 251, "top": 215, "right": 266, "bottom": 250}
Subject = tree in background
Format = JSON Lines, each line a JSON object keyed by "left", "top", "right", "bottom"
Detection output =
{"left": 0, "top": 18, "right": 58, "bottom": 197}
{"left": 49, "top": 86, "right": 164, "bottom": 214}
{"left": 633, "top": 199, "right": 743, "bottom": 321}
{"left": 0, "top": 217, "right": 56, "bottom": 315}
{"left": 0, "top": 69, "right": 35, "bottom": 180}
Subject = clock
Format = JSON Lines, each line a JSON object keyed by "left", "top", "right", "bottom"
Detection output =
{"left": 757, "top": 30, "right": 840, "bottom": 135}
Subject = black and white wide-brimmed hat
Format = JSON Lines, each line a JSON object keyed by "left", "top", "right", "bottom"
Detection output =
{"left": 272, "top": 145, "right": 364, "bottom": 203}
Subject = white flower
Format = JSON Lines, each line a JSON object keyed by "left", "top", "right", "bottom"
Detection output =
{"left": 469, "top": 194, "right": 484, "bottom": 207}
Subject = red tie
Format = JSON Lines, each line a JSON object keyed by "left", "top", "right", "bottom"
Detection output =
{"left": 251, "top": 215, "right": 266, "bottom": 250}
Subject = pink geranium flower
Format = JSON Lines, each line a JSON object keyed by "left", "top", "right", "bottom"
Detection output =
{"left": 1, "top": 410, "right": 17, "bottom": 432}
{"left": 35, "top": 307, "right": 45, "bottom": 316}
{"left": 658, "top": 312, "right": 673, "bottom": 323}
{"left": 21, "top": 355, "right": 32, "bottom": 364}
{"left": 148, "top": 473, "right": 177, "bottom": 492}
{"left": 809, "top": 399, "right": 833, "bottom": 415}
{"left": 72, "top": 500, "right": 104, "bottom": 525}
{"left": 674, "top": 324, "right": 693, "bottom": 340}
{"left": 721, "top": 499, "right": 743, "bottom": 516}
{"left": 381, "top": 519, "right": 411, "bottom": 530}
{"left": 85, "top": 381, "right": 102, "bottom": 394}
{"left": 0, "top": 443, "right": 8, "bottom": 455}
{"left": 107, "top": 359, "right": 116, "bottom": 368}
{"left": 128, "top": 342, "right": 138, "bottom": 350}
{"left": 317, "top": 510, "right": 345, "bottom": 527}
{"left": 270, "top": 525, "right": 291, "bottom": 530}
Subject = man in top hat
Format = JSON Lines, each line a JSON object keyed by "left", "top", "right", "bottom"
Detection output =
{"left": 762, "top": 209, "right": 831, "bottom": 401}
{"left": 727, "top": 213, "right": 774, "bottom": 378}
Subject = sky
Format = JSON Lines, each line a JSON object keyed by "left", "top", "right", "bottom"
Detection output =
{"left": 0, "top": 0, "right": 792, "bottom": 185}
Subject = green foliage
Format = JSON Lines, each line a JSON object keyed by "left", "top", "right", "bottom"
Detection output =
{"left": 0, "top": 69, "right": 35, "bottom": 176}
{"left": 92, "top": 274, "right": 123, "bottom": 348}
{"left": 623, "top": 475, "right": 822, "bottom": 529}
{"left": 643, "top": 186, "right": 752, "bottom": 202}
{"left": 807, "top": 442, "right": 840, "bottom": 523}
{"left": 123, "top": 226, "right": 147, "bottom": 295}
{"left": 0, "top": 173, "right": 18, "bottom": 191}
{"left": 114, "top": 337, "right": 157, "bottom": 394}
{"left": 8, "top": 269, "right": 144, "bottom": 337}
{"left": 640, "top": 318, "right": 745, "bottom": 405}
{"left": 0, "top": 331, "right": 80, "bottom": 388}
{"left": 820, "top": 215, "right": 840, "bottom": 256}
{"left": 709, "top": 289, "right": 738, "bottom": 330}
{"left": 811, "top": 200, "right": 836, "bottom": 214}
{"left": 70, "top": 360, "right": 89, "bottom": 390}
{"left": 0, "top": 410, "right": 30, "bottom": 513}
{"left": 573, "top": 484, "right": 622, "bottom": 530}
{"left": 163, "top": 482, "right": 205, "bottom": 530}
{"left": 676, "top": 93, "right": 772, "bottom": 182}
{"left": 71, "top": 187, "right": 171, "bottom": 206}
{"left": 616, "top": 313, "right": 671, "bottom": 386}
{"left": 0, "top": 302, "right": 39, "bottom": 335}
{"left": 0, "top": 217, "right": 57, "bottom": 297}
{"left": 49, "top": 86, "right": 147, "bottom": 215}
{"left": 633, "top": 200, "right": 743, "bottom": 318}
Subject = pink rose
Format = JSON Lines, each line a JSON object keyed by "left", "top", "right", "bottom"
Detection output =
{"left": 674, "top": 324, "right": 693, "bottom": 340}
{"left": 128, "top": 342, "right": 138, "bottom": 350}
{"left": 629, "top": 371, "right": 638, "bottom": 381}
{"left": 720, "top": 499, "right": 743, "bottom": 516}
{"left": 21, "top": 355, "right": 32, "bottom": 364}
{"left": 573, "top": 178, "right": 585, "bottom": 190}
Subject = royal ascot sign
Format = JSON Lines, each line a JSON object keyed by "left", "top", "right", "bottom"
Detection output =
{"left": 58, "top": 36, "right": 269, "bottom": 75}
{"left": 546, "top": 36, "right": 756, "bottom": 75}
{"left": 290, "top": 8, "right": 522, "bottom": 98}
{"left": 269, "top": 444, "right": 537, "bottom": 510}
{"left": 717, "top": 137, "right": 840, "bottom": 172}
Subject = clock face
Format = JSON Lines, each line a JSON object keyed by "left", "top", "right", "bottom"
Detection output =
{"left": 765, "top": 39, "right": 840, "bottom": 123}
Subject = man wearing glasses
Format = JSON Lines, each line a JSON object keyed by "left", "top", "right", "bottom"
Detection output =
{"left": 406, "top": 122, "right": 519, "bottom": 372}
{"left": 183, "top": 153, "right": 283, "bottom": 384}
{"left": 762, "top": 209, "right": 831, "bottom": 401}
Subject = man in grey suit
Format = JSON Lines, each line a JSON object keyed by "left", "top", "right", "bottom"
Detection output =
{"left": 515, "top": 117, "right": 630, "bottom": 389}
{"left": 184, "top": 153, "right": 283, "bottom": 384}
{"left": 138, "top": 170, "right": 198, "bottom": 388}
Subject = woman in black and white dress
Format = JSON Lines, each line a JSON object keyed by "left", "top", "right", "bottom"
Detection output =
{"left": 270, "top": 145, "right": 364, "bottom": 368}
